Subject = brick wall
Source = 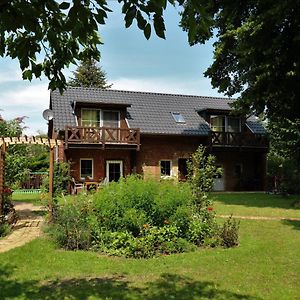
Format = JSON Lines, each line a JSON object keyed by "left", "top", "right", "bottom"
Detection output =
{"left": 136, "top": 135, "right": 207, "bottom": 180}
{"left": 66, "top": 148, "right": 133, "bottom": 181}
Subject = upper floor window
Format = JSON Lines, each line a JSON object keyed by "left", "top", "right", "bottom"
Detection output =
{"left": 81, "top": 109, "right": 100, "bottom": 127}
{"left": 81, "top": 109, "right": 120, "bottom": 127}
{"left": 210, "top": 115, "right": 241, "bottom": 133}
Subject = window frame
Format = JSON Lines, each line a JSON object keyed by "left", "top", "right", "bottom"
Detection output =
{"left": 171, "top": 112, "right": 185, "bottom": 123}
{"left": 160, "top": 160, "right": 172, "bottom": 177}
{"left": 81, "top": 108, "right": 120, "bottom": 128}
{"left": 80, "top": 158, "right": 94, "bottom": 180}
{"left": 210, "top": 115, "right": 241, "bottom": 133}
{"left": 106, "top": 160, "right": 123, "bottom": 182}
{"left": 102, "top": 110, "right": 121, "bottom": 128}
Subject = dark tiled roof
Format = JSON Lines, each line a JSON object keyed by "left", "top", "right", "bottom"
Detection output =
{"left": 50, "top": 87, "right": 266, "bottom": 135}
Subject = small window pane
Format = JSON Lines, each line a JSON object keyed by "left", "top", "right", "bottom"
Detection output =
{"left": 82, "top": 110, "right": 100, "bottom": 127}
{"left": 228, "top": 117, "right": 240, "bottom": 132}
{"left": 81, "top": 159, "right": 93, "bottom": 179}
{"left": 211, "top": 116, "right": 225, "bottom": 132}
{"left": 172, "top": 112, "right": 185, "bottom": 123}
{"left": 160, "top": 160, "right": 171, "bottom": 176}
{"left": 103, "top": 111, "right": 119, "bottom": 128}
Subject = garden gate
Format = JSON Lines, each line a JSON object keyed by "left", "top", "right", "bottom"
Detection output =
{"left": 0, "top": 136, "right": 62, "bottom": 218}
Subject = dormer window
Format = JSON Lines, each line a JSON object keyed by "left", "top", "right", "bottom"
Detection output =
{"left": 172, "top": 112, "right": 185, "bottom": 123}
{"left": 211, "top": 115, "right": 241, "bottom": 132}
{"left": 81, "top": 109, "right": 101, "bottom": 127}
{"left": 81, "top": 109, "right": 120, "bottom": 128}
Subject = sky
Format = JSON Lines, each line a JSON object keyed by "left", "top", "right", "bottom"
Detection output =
{"left": 0, "top": 2, "right": 223, "bottom": 135}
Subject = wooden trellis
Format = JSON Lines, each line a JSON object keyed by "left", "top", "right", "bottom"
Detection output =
{"left": 0, "top": 136, "right": 62, "bottom": 218}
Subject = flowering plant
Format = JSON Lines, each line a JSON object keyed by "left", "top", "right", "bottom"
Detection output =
{"left": 3, "top": 187, "right": 13, "bottom": 194}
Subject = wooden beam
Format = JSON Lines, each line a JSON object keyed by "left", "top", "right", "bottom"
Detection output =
{"left": 0, "top": 145, "right": 4, "bottom": 216}
{"left": 48, "top": 146, "right": 54, "bottom": 222}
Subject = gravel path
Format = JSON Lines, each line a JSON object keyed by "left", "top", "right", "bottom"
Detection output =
{"left": 0, "top": 201, "right": 46, "bottom": 253}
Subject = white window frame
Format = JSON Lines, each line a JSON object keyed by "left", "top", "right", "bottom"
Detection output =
{"left": 81, "top": 108, "right": 101, "bottom": 127}
{"left": 160, "top": 160, "right": 172, "bottom": 177}
{"left": 80, "top": 158, "right": 94, "bottom": 180}
{"left": 210, "top": 115, "right": 241, "bottom": 133}
{"left": 81, "top": 109, "right": 120, "bottom": 128}
{"left": 106, "top": 160, "right": 123, "bottom": 181}
{"left": 101, "top": 110, "right": 121, "bottom": 128}
{"left": 171, "top": 112, "right": 185, "bottom": 123}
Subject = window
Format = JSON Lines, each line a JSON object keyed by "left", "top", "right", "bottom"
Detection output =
{"left": 160, "top": 160, "right": 172, "bottom": 176}
{"left": 211, "top": 116, "right": 225, "bottom": 132}
{"left": 81, "top": 109, "right": 100, "bottom": 127}
{"left": 178, "top": 158, "right": 188, "bottom": 181}
{"left": 227, "top": 117, "right": 241, "bottom": 132}
{"left": 106, "top": 160, "right": 123, "bottom": 182}
{"left": 81, "top": 109, "right": 120, "bottom": 128}
{"left": 171, "top": 112, "right": 185, "bottom": 123}
{"left": 103, "top": 111, "right": 120, "bottom": 128}
{"left": 80, "top": 159, "right": 93, "bottom": 179}
{"left": 210, "top": 115, "right": 241, "bottom": 132}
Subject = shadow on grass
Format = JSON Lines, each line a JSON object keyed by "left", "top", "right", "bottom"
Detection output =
{"left": 0, "top": 264, "right": 262, "bottom": 300}
{"left": 213, "top": 193, "right": 299, "bottom": 210}
{"left": 281, "top": 219, "right": 300, "bottom": 230}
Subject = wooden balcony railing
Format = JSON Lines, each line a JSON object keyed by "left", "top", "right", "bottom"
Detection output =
{"left": 65, "top": 126, "right": 140, "bottom": 150}
{"left": 210, "top": 131, "right": 268, "bottom": 148}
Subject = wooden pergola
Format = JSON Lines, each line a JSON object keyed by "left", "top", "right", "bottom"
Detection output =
{"left": 0, "top": 136, "right": 62, "bottom": 218}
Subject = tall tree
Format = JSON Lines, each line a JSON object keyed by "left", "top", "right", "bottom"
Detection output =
{"left": 68, "top": 59, "right": 112, "bottom": 88}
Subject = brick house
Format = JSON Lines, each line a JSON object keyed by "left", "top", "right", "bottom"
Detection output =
{"left": 48, "top": 87, "right": 268, "bottom": 191}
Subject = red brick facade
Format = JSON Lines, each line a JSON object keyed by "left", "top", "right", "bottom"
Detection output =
{"left": 63, "top": 134, "right": 267, "bottom": 191}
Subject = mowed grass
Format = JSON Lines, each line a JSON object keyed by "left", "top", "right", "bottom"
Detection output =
{"left": 0, "top": 193, "right": 299, "bottom": 299}
{"left": 213, "top": 193, "right": 300, "bottom": 219}
{"left": 12, "top": 193, "right": 46, "bottom": 206}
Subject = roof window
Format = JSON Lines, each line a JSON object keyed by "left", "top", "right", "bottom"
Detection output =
{"left": 171, "top": 112, "right": 185, "bottom": 123}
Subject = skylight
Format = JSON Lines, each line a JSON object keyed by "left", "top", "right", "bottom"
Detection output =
{"left": 171, "top": 112, "right": 185, "bottom": 123}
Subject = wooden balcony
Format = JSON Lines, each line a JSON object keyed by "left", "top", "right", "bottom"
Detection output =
{"left": 210, "top": 131, "right": 268, "bottom": 148}
{"left": 65, "top": 126, "right": 140, "bottom": 150}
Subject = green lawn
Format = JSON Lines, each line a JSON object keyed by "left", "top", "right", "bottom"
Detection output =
{"left": 213, "top": 192, "right": 300, "bottom": 218}
{"left": 12, "top": 193, "right": 46, "bottom": 206}
{"left": 0, "top": 193, "right": 299, "bottom": 299}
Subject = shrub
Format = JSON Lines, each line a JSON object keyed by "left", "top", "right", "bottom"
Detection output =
{"left": 220, "top": 215, "right": 240, "bottom": 248}
{"left": 48, "top": 195, "right": 94, "bottom": 250}
{"left": 0, "top": 222, "right": 10, "bottom": 238}
{"left": 48, "top": 164, "right": 239, "bottom": 257}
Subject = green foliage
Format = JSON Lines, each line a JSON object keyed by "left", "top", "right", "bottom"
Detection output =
{"left": 48, "top": 196, "right": 94, "bottom": 250}
{"left": 219, "top": 216, "right": 240, "bottom": 248}
{"left": 49, "top": 174, "right": 239, "bottom": 258}
{"left": 267, "top": 118, "right": 300, "bottom": 194}
{"left": 0, "top": 222, "right": 10, "bottom": 238}
{"left": 42, "top": 162, "right": 71, "bottom": 197}
{"left": 68, "top": 58, "right": 112, "bottom": 88}
{"left": 187, "top": 145, "right": 222, "bottom": 207}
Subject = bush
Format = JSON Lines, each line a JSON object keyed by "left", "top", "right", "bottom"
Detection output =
{"left": 0, "top": 222, "right": 10, "bottom": 238}
{"left": 47, "top": 156, "right": 239, "bottom": 257}
{"left": 48, "top": 195, "right": 94, "bottom": 250}
{"left": 220, "top": 215, "right": 240, "bottom": 248}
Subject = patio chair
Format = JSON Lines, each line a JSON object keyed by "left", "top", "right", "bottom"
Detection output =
{"left": 71, "top": 178, "right": 84, "bottom": 194}
{"left": 98, "top": 177, "right": 109, "bottom": 189}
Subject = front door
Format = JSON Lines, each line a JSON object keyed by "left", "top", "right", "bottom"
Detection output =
{"left": 106, "top": 160, "right": 123, "bottom": 182}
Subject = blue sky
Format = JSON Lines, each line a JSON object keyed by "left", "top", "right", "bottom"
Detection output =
{"left": 0, "top": 2, "right": 223, "bottom": 135}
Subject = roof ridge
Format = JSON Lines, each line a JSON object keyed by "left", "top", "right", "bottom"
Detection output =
{"left": 63, "top": 86, "right": 235, "bottom": 101}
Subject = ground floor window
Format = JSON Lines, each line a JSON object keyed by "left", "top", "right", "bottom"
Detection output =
{"left": 160, "top": 160, "right": 172, "bottom": 176}
{"left": 178, "top": 158, "right": 188, "bottom": 180}
{"left": 80, "top": 159, "right": 93, "bottom": 179}
{"left": 106, "top": 160, "right": 123, "bottom": 182}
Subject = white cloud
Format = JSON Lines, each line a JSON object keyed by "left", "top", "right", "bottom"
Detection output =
{"left": 0, "top": 82, "right": 49, "bottom": 135}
